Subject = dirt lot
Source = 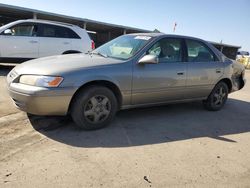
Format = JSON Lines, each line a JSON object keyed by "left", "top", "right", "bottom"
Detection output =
{"left": 0, "top": 64, "right": 250, "bottom": 188}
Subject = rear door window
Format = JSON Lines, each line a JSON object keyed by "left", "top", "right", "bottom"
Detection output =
{"left": 56, "top": 26, "right": 80, "bottom": 39}
{"left": 186, "top": 40, "right": 217, "bottom": 62}
{"left": 38, "top": 24, "right": 80, "bottom": 39}
{"left": 40, "top": 24, "right": 56, "bottom": 37}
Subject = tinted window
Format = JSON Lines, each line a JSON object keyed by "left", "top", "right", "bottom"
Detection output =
{"left": 148, "top": 38, "right": 182, "bottom": 63}
{"left": 57, "top": 26, "right": 80, "bottom": 39}
{"left": 2, "top": 23, "right": 38, "bottom": 37}
{"left": 41, "top": 24, "right": 56, "bottom": 37}
{"left": 39, "top": 24, "right": 80, "bottom": 39}
{"left": 186, "top": 40, "right": 216, "bottom": 62}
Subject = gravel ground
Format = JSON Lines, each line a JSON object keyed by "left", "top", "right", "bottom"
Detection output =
{"left": 0, "top": 65, "right": 250, "bottom": 188}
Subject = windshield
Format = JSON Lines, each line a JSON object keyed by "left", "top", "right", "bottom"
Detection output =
{"left": 93, "top": 35, "right": 152, "bottom": 60}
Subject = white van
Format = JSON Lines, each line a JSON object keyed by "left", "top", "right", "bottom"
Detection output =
{"left": 237, "top": 51, "right": 249, "bottom": 59}
{"left": 0, "top": 19, "right": 95, "bottom": 63}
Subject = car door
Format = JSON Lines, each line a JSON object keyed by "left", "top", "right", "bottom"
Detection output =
{"left": 37, "top": 24, "right": 72, "bottom": 57}
{"left": 132, "top": 37, "right": 187, "bottom": 105}
{"left": 185, "top": 39, "right": 224, "bottom": 98}
{"left": 0, "top": 22, "right": 39, "bottom": 60}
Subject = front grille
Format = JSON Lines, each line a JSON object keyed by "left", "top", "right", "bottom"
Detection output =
{"left": 7, "top": 70, "right": 19, "bottom": 84}
{"left": 9, "top": 70, "right": 18, "bottom": 79}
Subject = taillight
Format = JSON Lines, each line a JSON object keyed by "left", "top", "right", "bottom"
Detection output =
{"left": 91, "top": 40, "right": 95, "bottom": 50}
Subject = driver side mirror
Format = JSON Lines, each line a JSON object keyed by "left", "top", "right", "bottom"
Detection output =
{"left": 138, "top": 54, "right": 159, "bottom": 64}
{"left": 3, "top": 29, "right": 12, "bottom": 35}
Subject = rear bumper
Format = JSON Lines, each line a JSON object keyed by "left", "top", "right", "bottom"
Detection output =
{"left": 231, "top": 76, "right": 246, "bottom": 92}
{"left": 8, "top": 83, "right": 77, "bottom": 116}
{"left": 241, "top": 78, "right": 246, "bottom": 89}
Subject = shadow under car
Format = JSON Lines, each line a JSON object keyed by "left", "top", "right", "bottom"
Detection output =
{"left": 27, "top": 98, "right": 250, "bottom": 148}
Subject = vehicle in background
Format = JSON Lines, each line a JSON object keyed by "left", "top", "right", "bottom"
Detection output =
{"left": 237, "top": 51, "right": 249, "bottom": 58}
{"left": 0, "top": 19, "right": 95, "bottom": 63}
{"left": 237, "top": 51, "right": 250, "bottom": 69}
{"left": 7, "top": 33, "right": 245, "bottom": 130}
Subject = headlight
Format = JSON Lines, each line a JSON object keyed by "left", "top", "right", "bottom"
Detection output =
{"left": 19, "top": 75, "right": 63, "bottom": 87}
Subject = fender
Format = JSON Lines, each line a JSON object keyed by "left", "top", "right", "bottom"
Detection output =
{"left": 74, "top": 75, "right": 121, "bottom": 90}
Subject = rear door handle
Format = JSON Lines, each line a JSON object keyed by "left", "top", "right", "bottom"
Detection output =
{"left": 63, "top": 42, "right": 70, "bottom": 45}
{"left": 216, "top": 69, "right": 222, "bottom": 73}
{"left": 177, "top": 71, "right": 185, "bottom": 75}
{"left": 29, "top": 40, "right": 38, "bottom": 44}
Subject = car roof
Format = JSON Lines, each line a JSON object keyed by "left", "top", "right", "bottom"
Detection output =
{"left": 128, "top": 32, "right": 165, "bottom": 37}
{"left": 128, "top": 32, "right": 207, "bottom": 42}
{"left": 15, "top": 19, "right": 79, "bottom": 28}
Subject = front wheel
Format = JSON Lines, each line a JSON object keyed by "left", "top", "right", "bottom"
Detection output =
{"left": 71, "top": 86, "right": 118, "bottom": 130}
{"left": 203, "top": 82, "right": 228, "bottom": 111}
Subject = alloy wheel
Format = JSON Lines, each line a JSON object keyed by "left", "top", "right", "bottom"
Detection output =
{"left": 84, "top": 95, "right": 111, "bottom": 124}
{"left": 213, "top": 86, "right": 226, "bottom": 107}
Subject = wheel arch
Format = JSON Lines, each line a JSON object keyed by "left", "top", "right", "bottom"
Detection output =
{"left": 68, "top": 80, "right": 123, "bottom": 114}
{"left": 217, "top": 78, "right": 232, "bottom": 93}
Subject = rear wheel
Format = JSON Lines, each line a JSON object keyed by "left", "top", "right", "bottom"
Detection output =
{"left": 71, "top": 86, "right": 118, "bottom": 130}
{"left": 203, "top": 82, "right": 228, "bottom": 111}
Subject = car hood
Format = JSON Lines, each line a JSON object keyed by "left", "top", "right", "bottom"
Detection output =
{"left": 13, "top": 54, "right": 124, "bottom": 76}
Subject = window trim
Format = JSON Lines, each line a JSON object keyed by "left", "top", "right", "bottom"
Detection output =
{"left": 184, "top": 39, "right": 219, "bottom": 62}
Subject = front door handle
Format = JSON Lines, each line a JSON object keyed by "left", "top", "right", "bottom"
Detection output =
{"left": 216, "top": 69, "right": 222, "bottom": 73}
{"left": 177, "top": 71, "right": 185, "bottom": 75}
{"left": 29, "top": 40, "right": 38, "bottom": 44}
{"left": 63, "top": 42, "right": 70, "bottom": 45}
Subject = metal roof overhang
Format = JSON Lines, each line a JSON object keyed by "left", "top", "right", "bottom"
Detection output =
{"left": 209, "top": 41, "right": 241, "bottom": 49}
{"left": 0, "top": 3, "right": 151, "bottom": 34}
{"left": 0, "top": 3, "right": 241, "bottom": 58}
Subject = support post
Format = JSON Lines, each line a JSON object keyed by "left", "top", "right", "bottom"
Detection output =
{"left": 108, "top": 32, "right": 111, "bottom": 41}
{"left": 83, "top": 22, "right": 87, "bottom": 30}
{"left": 33, "top": 13, "right": 37, "bottom": 19}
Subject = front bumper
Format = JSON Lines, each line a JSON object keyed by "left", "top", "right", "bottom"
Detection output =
{"left": 8, "top": 83, "right": 77, "bottom": 116}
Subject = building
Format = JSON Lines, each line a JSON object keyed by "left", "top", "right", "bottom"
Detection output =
{"left": 210, "top": 41, "right": 241, "bottom": 60}
{"left": 0, "top": 3, "right": 240, "bottom": 59}
{"left": 0, "top": 3, "right": 150, "bottom": 48}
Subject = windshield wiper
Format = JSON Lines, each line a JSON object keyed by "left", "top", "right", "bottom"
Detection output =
{"left": 91, "top": 51, "right": 108, "bottom": 58}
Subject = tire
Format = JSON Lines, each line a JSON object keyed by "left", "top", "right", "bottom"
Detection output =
{"left": 203, "top": 82, "right": 229, "bottom": 111}
{"left": 71, "top": 86, "right": 118, "bottom": 130}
